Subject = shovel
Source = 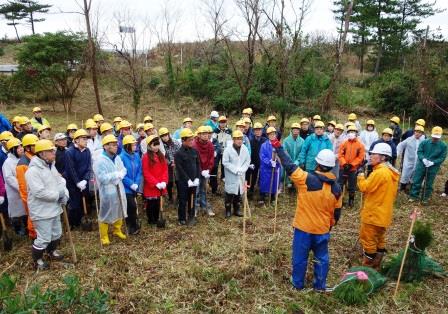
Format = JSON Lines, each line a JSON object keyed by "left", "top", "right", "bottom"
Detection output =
{"left": 62, "top": 205, "right": 77, "bottom": 263}
{"left": 81, "top": 196, "right": 93, "bottom": 231}
{"left": 0, "top": 213, "right": 12, "bottom": 251}
{"left": 157, "top": 192, "right": 166, "bottom": 228}
{"left": 134, "top": 196, "right": 142, "bottom": 231}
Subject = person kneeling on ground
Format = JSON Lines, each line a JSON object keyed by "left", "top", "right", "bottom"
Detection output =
{"left": 222, "top": 130, "right": 250, "bottom": 218}
{"left": 93, "top": 135, "right": 128, "bottom": 245}
{"left": 357, "top": 143, "right": 399, "bottom": 269}
{"left": 26, "top": 140, "right": 69, "bottom": 270}
{"left": 270, "top": 137, "right": 342, "bottom": 292}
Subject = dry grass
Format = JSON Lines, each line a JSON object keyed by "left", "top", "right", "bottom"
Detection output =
{"left": 1, "top": 98, "right": 447, "bottom": 313}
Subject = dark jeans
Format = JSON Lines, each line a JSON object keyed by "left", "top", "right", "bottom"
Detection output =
{"left": 338, "top": 170, "right": 357, "bottom": 194}
{"left": 145, "top": 198, "right": 160, "bottom": 224}
{"left": 68, "top": 190, "right": 90, "bottom": 227}
{"left": 246, "top": 166, "right": 259, "bottom": 193}
{"left": 176, "top": 183, "right": 196, "bottom": 222}
{"left": 125, "top": 194, "right": 137, "bottom": 228}
{"left": 210, "top": 154, "right": 221, "bottom": 193}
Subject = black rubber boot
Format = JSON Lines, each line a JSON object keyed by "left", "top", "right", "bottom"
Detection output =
{"left": 32, "top": 246, "right": 49, "bottom": 270}
{"left": 12, "top": 217, "right": 26, "bottom": 236}
{"left": 233, "top": 199, "right": 243, "bottom": 217}
{"left": 225, "top": 203, "right": 232, "bottom": 218}
{"left": 348, "top": 194, "right": 355, "bottom": 208}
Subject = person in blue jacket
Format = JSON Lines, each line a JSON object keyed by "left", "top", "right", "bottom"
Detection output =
{"left": 0, "top": 114, "right": 12, "bottom": 134}
{"left": 117, "top": 120, "right": 133, "bottom": 155}
{"left": 119, "top": 135, "right": 142, "bottom": 235}
{"left": 64, "top": 129, "right": 92, "bottom": 228}
{"left": 204, "top": 111, "right": 220, "bottom": 133}
{"left": 299, "top": 121, "right": 332, "bottom": 171}
{"left": 259, "top": 127, "right": 281, "bottom": 205}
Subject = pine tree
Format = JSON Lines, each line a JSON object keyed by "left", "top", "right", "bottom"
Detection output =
{"left": 0, "top": 1, "right": 27, "bottom": 41}
{"left": 17, "top": 0, "right": 52, "bottom": 34}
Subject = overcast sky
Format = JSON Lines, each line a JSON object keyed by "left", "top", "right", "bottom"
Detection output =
{"left": 1, "top": 0, "right": 448, "bottom": 49}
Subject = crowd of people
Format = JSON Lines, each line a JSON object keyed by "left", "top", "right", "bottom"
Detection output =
{"left": 0, "top": 107, "right": 446, "bottom": 292}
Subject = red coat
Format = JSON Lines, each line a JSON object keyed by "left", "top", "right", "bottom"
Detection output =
{"left": 193, "top": 138, "right": 214, "bottom": 171}
{"left": 142, "top": 152, "right": 168, "bottom": 198}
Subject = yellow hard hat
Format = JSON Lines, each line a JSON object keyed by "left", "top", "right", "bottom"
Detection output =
{"left": 232, "top": 130, "right": 243, "bottom": 138}
{"left": 347, "top": 125, "right": 358, "bottom": 132}
{"left": 197, "top": 126, "right": 208, "bottom": 134}
{"left": 183, "top": 117, "right": 193, "bottom": 124}
{"left": 85, "top": 119, "right": 98, "bottom": 129}
{"left": 218, "top": 116, "right": 227, "bottom": 122}
{"left": 253, "top": 122, "right": 263, "bottom": 129}
{"left": 335, "top": 123, "right": 344, "bottom": 130}
{"left": 291, "top": 123, "right": 301, "bottom": 129}
{"left": 313, "top": 115, "right": 322, "bottom": 121}
{"left": 366, "top": 119, "right": 375, "bottom": 126}
{"left": 146, "top": 135, "right": 159, "bottom": 144}
{"left": 345, "top": 122, "right": 355, "bottom": 128}
{"left": 242, "top": 108, "right": 252, "bottom": 115}
{"left": 431, "top": 126, "right": 443, "bottom": 138}
{"left": 19, "top": 116, "right": 30, "bottom": 125}
{"left": 93, "top": 114, "right": 104, "bottom": 122}
{"left": 144, "top": 115, "right": 153, "bottom": 123}
{"left": 37, "top": 124, "right": 51, "bottom": 133}
{"left": 102, "top": 134, "right": 117, "bottom": 146}
{"left": 243, "top": 117, "right": 251, "bottom": 124}
{"left": 32, "top": 106, "right": 42, "bottom": 113}
{"left": 100, "top": 122, "right": 113, "bottom": 133}
{"left": 12, "top": 116, "right": 21, "bottom": 124}
{"left": 118, "top": 120, "right": 132, "bottom": 130}
{"left": 67, "top": 123, "right": 78, "bottom": 131}
{"left": 267, "top": 115, "right": 276, "bottom": 122}
{"left": 6, "top": 137, "right": 21, "bottom": 151}
{"left": 159, "top": 127, "right": 169, "bottom": 136}
{"left": 22, "top": 134, "right": 39, "bottom": 147}
{"left": 123, "top": 135, "right": 137, "bottom": 145}
{"left": 266, "top": 127, "right": 276, "bottom": 134}
{"left": 300, "top": 118, "right": 310, "bottom": 124}
{"left": 136, "top": 123, "right": 145, "bottom": 130}
{"left": 180, "top": 128, "right": 194, "bottom": 138}
{"left": 415, "top": 119, "right": 426, "bottom": 127}
{"left": 382, "top": 128, "right": 393, "bottom": 136}
{"left": 235, "top": 120, "right": 245, "bottom": 127}
{"left": 0, "top": 131, "right": 13, "bottom": 141}
{"left": 390, "top": 116, "right": 400, "bottom": 124}
{"left": 348, "top": 113, "right": 357, "bottom": 121}
{"left": 143, "top": 123, "right": 154, "bottom": 131}
{"left": 73, "top": 129, "right": 89, "bottom": 139}
{"left": 414, "top": 125, "right": 424, "bottom": 133}
{"left": 328, "top": 120, "right": 336, "bottom": 127}
{"left": 205, "top": 125, "right": 213, "bottom": 133}
{"left": 34, "top": 139, "right": 55, "bottom": 153}
{"left": 314, "top": 121, "right": 325, "bottom": 128}
{"left": 113, "top": 117, "right": 122, "bottom": 123}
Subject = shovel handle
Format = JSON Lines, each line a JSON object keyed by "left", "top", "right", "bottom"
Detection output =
{"left": 62, "top": 205, "right": 77, "bottom": 264}
{"left": 0, "top": 213, "right": 6, "bottom": 230}
{"left": 82, "top": 196, "right": 88, "bottom": 215}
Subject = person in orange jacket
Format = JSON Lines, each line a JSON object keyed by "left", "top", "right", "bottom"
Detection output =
{"left": 16, "top": 134, "right": 39, "bottom": 239}
{"left": 269, "top": 135, "right": 342, "bottom": 292}
{"left": 357, "top": 142, "right": 399, "bottom": 269}
{"left": 338, "top": 125, "right": 365, "bottom": 207}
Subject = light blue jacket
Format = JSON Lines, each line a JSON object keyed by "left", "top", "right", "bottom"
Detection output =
{"left": 299, "top": 133, "right": 332, "bottom": 171}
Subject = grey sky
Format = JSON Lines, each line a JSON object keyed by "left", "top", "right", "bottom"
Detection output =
{"left": 1, "top": 0, "right": 447, "bottom": 48}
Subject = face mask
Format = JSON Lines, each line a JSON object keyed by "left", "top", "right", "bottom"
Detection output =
{"left": 347, "top": 133, "right": 356, "bottom": 140}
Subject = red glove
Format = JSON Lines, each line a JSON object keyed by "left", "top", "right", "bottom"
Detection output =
{"left": 270, "top": 138, "right": 281, "bottom": 148}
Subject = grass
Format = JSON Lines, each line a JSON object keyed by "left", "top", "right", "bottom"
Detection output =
{"left": 1, "top": 96, "right": 448, "bottom": 313}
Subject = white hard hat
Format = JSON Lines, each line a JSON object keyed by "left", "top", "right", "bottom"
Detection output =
{"left": 54, "top": 133, "right": 67, "bottom": 141}
{"left": 369, "top": 142, "right": 392, "bottom": 157}
{"left": 210, "top": 111, "right": 219, "bottom": 118}
{"left": 315, "top": 149, "right": 336, "bottom": 167}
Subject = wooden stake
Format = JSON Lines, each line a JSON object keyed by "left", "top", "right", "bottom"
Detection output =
{"left": 62, "top": 205, "right": 77, "bottom": 264}
{"left": 273, "top": 168, "right": 281, "bottom": 234}
{"left": 241, "top": 176, "right": 247, "bottom": 265}
{"left": 393, "top": 208, "right": 417, "bottom": 299}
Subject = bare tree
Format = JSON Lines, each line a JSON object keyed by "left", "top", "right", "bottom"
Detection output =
{"left": 222, "top": 0, "right": 263, "bottom": 108}
{"left": 322, "top": 0, "right": 354, "bottom": 112}
{"left": 108, "top": 10, "right": 150, "bottom": 122}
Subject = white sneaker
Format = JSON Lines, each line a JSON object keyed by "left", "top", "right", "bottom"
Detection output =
{"left": 207, "top": 208, "right": 215, "bottom": 217}
{"left": 441, "top": 193, "right": 447, "bottom": 197}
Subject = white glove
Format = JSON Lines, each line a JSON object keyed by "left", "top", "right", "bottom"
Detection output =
{"left": 237, "top": 170, "right": 244, "bottom": 176}
{"left": 0, "top": 196, "right": 4, "bottom": 205}
{"left": 249, "top": 164, "right": 255, "bottom": 170}
{"left": 130, "top": 184, "right": 138, "bottom": 191}
{"left": 214, "top": 151, "right": 217, "bottom": 157}
{"left": 271, "top": 160, "right": 276, "bottom": 168}
{"left": 193, "top": 178, "right": 200, "bottom": 186}
{"left": 427, "top": 160, "right": 434, "bottom": 167}
{"left": 76, "top": 180, "right": 87, "bottom": 191}
{"left": 160, "top": 182, "right": 167, "bottom": 189}
{"left": 422, "top": 158, "right": 429, "bottom": 167}
{"left": 118, "top": 169, "right": 126, "bottom": 179}
{"left": 156, "top": 183, "right": 162, "bottom": 190}
{"left": 201, "top": 170, "right": 210, "bottom": 178}
{"left": 188, "top": 180, "right": 194, "bottom": 187}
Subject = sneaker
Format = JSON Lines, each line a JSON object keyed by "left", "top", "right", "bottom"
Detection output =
{"left": 49, "top": 250, "right": 64, "bottom": 261}
{"left": 35, "top": 259, "right": 50, "bottom": 270}
{"left": 129, "top": 226, "right": 140, "bottom": 235}
{"left": 441, "top": 193, "right": 447, "bottom": 197}
{"left": 206, "top": 208, "right": 215, "bottom": 217}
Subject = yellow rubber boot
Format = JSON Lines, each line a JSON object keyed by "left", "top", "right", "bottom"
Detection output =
{"left": 112, "top": 219, "right": 127, "bottom": 240}
{"left": 99, "top": 223, "right": 110, "bottom": 245}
